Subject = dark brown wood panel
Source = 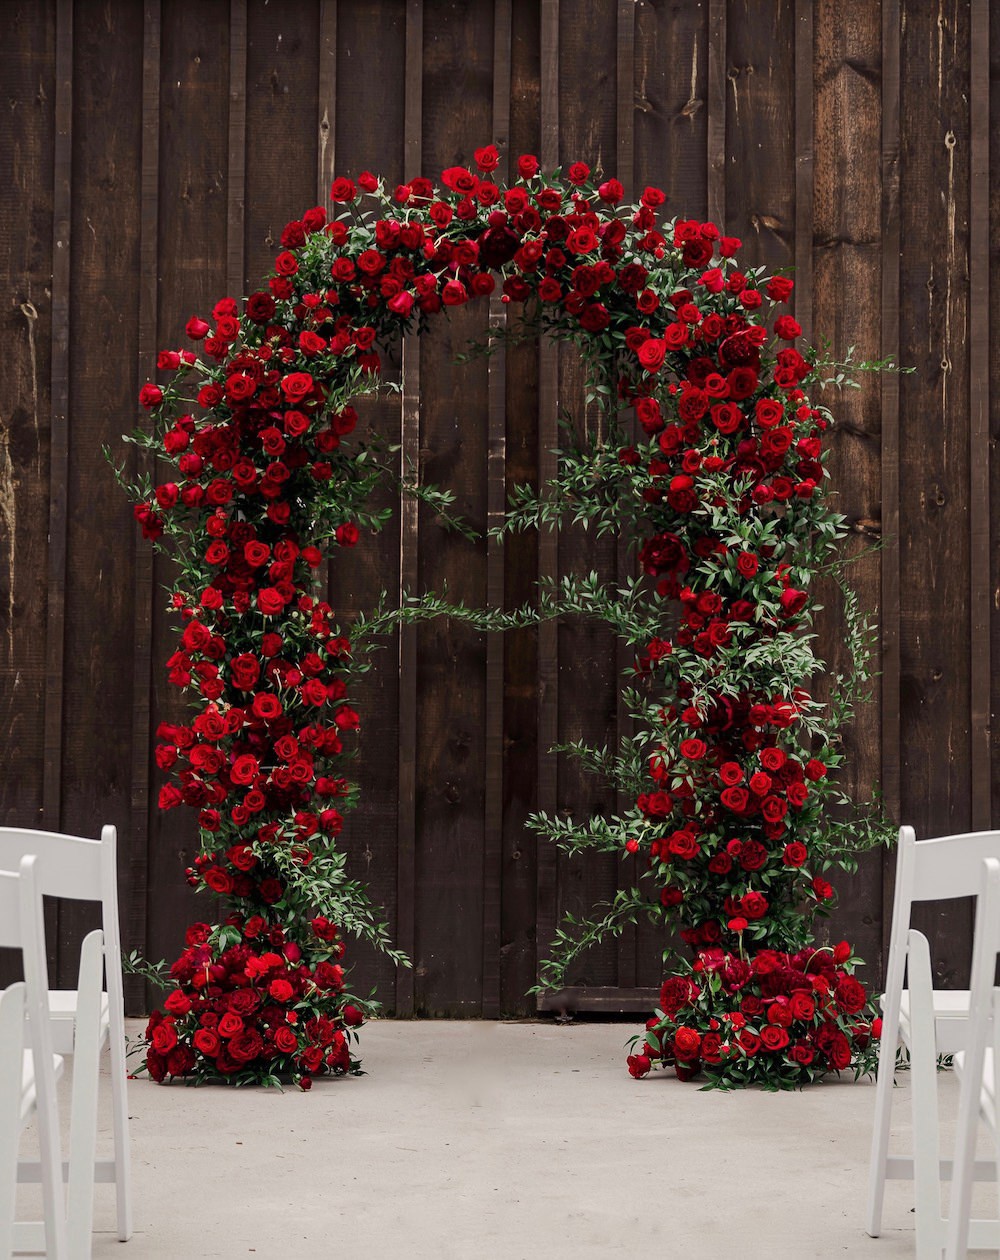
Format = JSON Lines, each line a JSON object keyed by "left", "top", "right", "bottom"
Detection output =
{"left": 331, "top": 0, "right": 408, "bottom": 1012}
{"left": 554, "top": 0, "right": 620, "bottom": 989}
{"left": 634, "top": 0, "right": 709, "bottom": 222}
{"left": 145, "top": 0, "right": 234, "bottom": 985}
{"left": 2, "top": 0, "right": 999, "bottom": 1013}
{"left": 0, "top": 3, "right": 55, "bottom": 830}
{"left": 60, "top": 0, "right": 146, "bottom": 984}
{"left": 811, "top": 0, "right": 884, "bottom": 975}
{"left": 413, "top": 0, "right": 494, "bottom": 1015}
{"left": 898, "top": 0, "right": 973, "bottom": 987}
{"left": 990, "top": 0, "right": 1000, "bottom": 838}
{"left": 500, "top": 0, "right": 543, "bottom": 1014}
{"left": 244, "top": 0, "right": 321, "bottom": 293}
{"left": 725, "top": 0, "right": 796, "bottom": 273}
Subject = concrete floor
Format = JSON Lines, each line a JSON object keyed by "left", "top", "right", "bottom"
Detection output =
{"left": 18, "top": 1019, "right": 987, "bottom": 1259}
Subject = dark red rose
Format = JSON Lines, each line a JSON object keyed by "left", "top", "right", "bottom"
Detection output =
{"left": 627, "top": 1053, "right": 651, "bottom": 1079}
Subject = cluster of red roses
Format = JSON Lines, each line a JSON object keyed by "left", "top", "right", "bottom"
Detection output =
{"left": 143, "top": 919, "right": 363, "bottom": 1089}
{"left": 627, "top": 943, "right": 880, "bottom": 1088}
{"left": 129, "top": 140, "right": 868, "bottom": 1087}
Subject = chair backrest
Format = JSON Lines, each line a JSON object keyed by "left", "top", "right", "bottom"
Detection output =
{"left": 941, "top": 858, "right": 1000, "bottom": 1259}
{"left": 884, "top": 826, "right": 1000, "bottom": 990}
{"left": 0, "top": 856, "right": 70, "bottom": 1257}
{"left": 0, "top": 825, "right": 123, "bottom": 1000}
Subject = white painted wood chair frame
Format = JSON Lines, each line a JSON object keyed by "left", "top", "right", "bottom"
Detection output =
{"left": 940, "top": 857, "right": 1000, "bottom": 1259}
{"left": 0, "top": 856, "right": 68, "bottom": 1259}
{"left": 867, "top": 825, "right": 1000, "bottom": 1252}
{"left": 0, "top": 827, "right": 131, "bottom": 1251}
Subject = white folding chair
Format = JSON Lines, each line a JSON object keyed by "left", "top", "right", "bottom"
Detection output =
{"left": 0, "top": 827, "right": 131, "bottom": 1250}
{"left": 941, "top": 857, "right": 1000, "bottom": 1259}
{"left": 867, "top": 825, "right": 1000, "bottom": 1255}
{"left": 0, "top": 855, "right": 69, "bottom": 1259}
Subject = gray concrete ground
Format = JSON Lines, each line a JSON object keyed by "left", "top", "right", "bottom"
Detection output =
{"left": 19, "top": 1019, "right": 983, "bottom": 1259}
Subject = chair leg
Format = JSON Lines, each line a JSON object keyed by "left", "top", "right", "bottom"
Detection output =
{"left": 107, "top": 1015, "right": 132, "bottom": 1241}
{"left": 67, "top": 933, "right": 104, "bottom": 1260}
{"left": 866, "top": 1019, "right": 900, "bottom": 1236}
{"left": 0, "top": 987, "right": 24, "bottom": 1260}
{"left": 909, "top": 932, "right": 945, "bottom": 1260}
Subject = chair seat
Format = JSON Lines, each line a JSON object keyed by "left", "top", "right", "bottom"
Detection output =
{"left": 888, "top": 988, "right": 971, "bottom": 1054}
{"left": 47, "top": 988, "right": 110, "bottom": 1055}
{"left": 20, "top": 1050, "right": 64, "bottom": 1125}
{"left": 954, "top": 1048, "right": 997, "bottom": 1134}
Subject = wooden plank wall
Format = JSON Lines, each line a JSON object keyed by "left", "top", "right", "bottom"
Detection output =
{"left": 0, "top": 0, "right": 993, "bottom": 1015}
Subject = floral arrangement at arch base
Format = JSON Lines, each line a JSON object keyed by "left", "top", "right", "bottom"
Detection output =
{"left": 124, "top": 140, "right": 890, "bottom": 1090}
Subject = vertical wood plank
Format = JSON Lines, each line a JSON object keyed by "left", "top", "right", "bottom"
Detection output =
{"left": 501, "top": 0, "right": 543, "bottom": 1012}
{"left": 0, "top": 3, "right": 55, "bottom": 831}
{"left": 793, "top": 0, "right": 814, "bottom": 341}
{"left": 554, "top": 0, "right": 620, "bottom": 991}
{"left": 725, "top": 0, "right": 796, "bottom": 272}
{"left": 812, "top": 0, "right": 885, "bottom": 979}
{"left": 228, "top": 0, "right": 247, "bottom": 298}
{"left": 482, "top": 0, "right": 512, "bottom": 1019}
{"left": 990, "top": 0, "right": 1000, "bottom": 835}
{"left": 968, "top": 0, "right": 991, "bottom": 832}
{"left": 615, "top": 0, "right": 638, "bottom": 991}
{"left": 244, "top": 1, "right": 320, "bottom": 291}
{"left": 395, "top": 0, "right": 423, "bottom": 1016}
{"left": 126, "top": 0, "right": 161, "bottom": 1008}
{"left": 534, "top": 0, "right": 560, "bottom": 1003}
{"left": 415, "top": 0, "right": 493, "bottom": 1015}
{"left": 147, "top": 0, "right": 235, "bottom": 992}
{"left": 317, "top": 0, "right": 337, "bottom": 206}
{"left": 898, "top": 0, "right": 972, "bottom": 985}
{"left": 633, "top": 0, "right": 708, "bottom": 219}
{"left": 330, "top": 0, "right": 406, "bottom": 1010}
{"left": 880, "top": 0, "right": 901, "bottom": 855}
{"left": 706, "top": 0, "right": 726, "bottom": 226}
{"left": 42, "top": 0, "right": 73, "bottom": 838}
{"left": 63, "top": 0, "right": 144, "bottom": 987}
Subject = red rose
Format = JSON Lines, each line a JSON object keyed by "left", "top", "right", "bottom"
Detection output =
{"left": 737, "top": 1030, "right": 761, "bottom": 1056}
{"left": 150, "top": 1020, "right": 177, "bottom": 1056}
{"left": 673, "top": 1026, "right": 702, "bottom": 1059}
{"left": 163, "top": 988, "right": 191, "bottom": 1016}
{"left": 274, "top": 1026, "right": 299, "bottom": 1053}
{"left": 736, "top": 552, "right": 759, "bottom": 578}
{"left": 342, "top": 1004, "right": 365, "bottom": 1027}
{"left": 760, "top": 1025, "right": 789, "bottom": 1051}
{"left": 516, "top": 154, "right": 539, "bottom": 178}
{"left": 740, "top": 890, "right": 768, "bottom": 920}
{"left": 773, "top": 315, "right": 802, "bottom": 341}
{"left": 218, "top": 1012, "right": 244, "bottom": 1039}
{"left": 330, "top": 176, "right": 356, "bottom": 202}
{"left": 627, "top": 1053, "right": 651, "bottom": 1079}
{"left": 228, "top": 1028, "right": 264, "bottom": 1064}
{"left": 637, "top": 338, "right": 667, "bottom": 373}
{"left": 598, "top": 178, "right": 624, "bottom": 204}
{"left": 789, "top": 992, "right": 816, "bottom": 1021}
{"left": 473, "top": 144, "right": 499, "bottom": 172}
{"left": 268, "top": 978, "right": 294, "bottom": 1003}
{"left": 139, "top": 383, "right": 163, "bottom": 409}
{"left": 230, "top": 754, "right": 259, "bottom": 785}
{"left": 281, "top": 372, "right": 314, "bottom": 403}
{"left": 766, "top": 275, "right": 794, "bottom": 302}
{"left": 783, "top": 841, "right": 808, "bottom": 867}
{"left": 835, "top": 977, "right": 867, "bottom": 1015}
{"left": 256, "top": 587, "right": 285, "bottom": 615}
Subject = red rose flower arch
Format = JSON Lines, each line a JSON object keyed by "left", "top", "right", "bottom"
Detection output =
{"left": 127, "top": 144, "right": 882, "bottom": 1090}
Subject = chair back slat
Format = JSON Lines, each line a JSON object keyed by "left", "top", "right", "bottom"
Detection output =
{"left": 0, "top": 827, "right": 103, "bottom": 902}
{"left": 0, "top": 870, "right": 21, "bottom": 952}
{"left": 908, "top": 830, "right": 1000, "bottom": 903}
